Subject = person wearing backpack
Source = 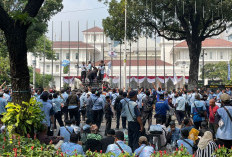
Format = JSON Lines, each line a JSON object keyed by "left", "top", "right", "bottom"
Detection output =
{"left": 66, "top": 91, "right": 80, "bottom": 126}
{"left": 191, "top": 94, "right": 207, "bottom": 129}
{"left": 142, "top": 90, "right": 154, "bottom": 130}
{"left": 114, "top": 90, "right": 124, "bottom": 130}
{"left": 215, "top": 93, "right": 232, "bottom": 149}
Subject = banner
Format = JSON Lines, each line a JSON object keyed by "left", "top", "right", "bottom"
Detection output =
{"left": 62, "top": 60, "right": 70, "bottom": 67}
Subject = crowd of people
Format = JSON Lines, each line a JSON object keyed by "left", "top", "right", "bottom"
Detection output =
{"left": 0, "top": 81, "right": 232, "bottom": 156}
{"left": 79, "top": 60, "right": 105, "bottom": 85}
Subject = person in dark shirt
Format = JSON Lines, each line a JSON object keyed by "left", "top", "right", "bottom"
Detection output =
{"left": 114, "top": 90, "right": 124, "bottom": 129}
{"left": 104, "top": 96, "right": 113, "bottom": 136}
{"left": 101, "top": 129, "right": 115, "bottom": 153}
{"left": 155, "top": 94, "right": 169, "bottom": 124}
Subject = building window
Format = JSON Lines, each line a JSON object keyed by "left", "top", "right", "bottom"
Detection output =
{"left": 76, "top": 53, "right": 79, "bottom": 60}
{"left": 220, "top": 52, "right": 223, "bottom": 59}
{"left": 55, "top": 65, "right": 59, "bottom": 73}
{"left": 56, "top": 53, "right": 59, "bottom": 60}
{"left": 46, "top": 65, "right": 50, "bottom": 73}
{"left": 66, "top": 53, "right": 70, "bottom": 60}
{"left": 210, "top": 52, "right": 213, "bottom": 59}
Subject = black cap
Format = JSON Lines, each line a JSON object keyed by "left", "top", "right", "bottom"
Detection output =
{"left": 65, "top": 120, "right": 72, "bottom": 125}
{"left": 107, "top": 129, "right": 115, "bottom": 135}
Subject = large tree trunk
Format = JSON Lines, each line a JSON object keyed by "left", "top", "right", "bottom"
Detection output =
{"left": 5, "top": 28, "right": 31, "bottom": 104}
{"left": 187, "top": 39, "right": 202, "bottom": 90}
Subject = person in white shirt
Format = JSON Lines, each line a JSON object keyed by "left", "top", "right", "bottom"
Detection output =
{"left": 80, "top": 62, "right": 87, "bottom": 83}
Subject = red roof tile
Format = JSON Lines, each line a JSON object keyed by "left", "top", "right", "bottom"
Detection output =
{"left": 53, "top": 41, "right": 93, "bottom": 49}
{"left": 95, "top": 60, "right": 172, "bottom": 66}
{"left": 175, "top": 39, "right": 232, "bottom": 48}
{"left": 82, "top": 26, "right": 103, "bottom": 32}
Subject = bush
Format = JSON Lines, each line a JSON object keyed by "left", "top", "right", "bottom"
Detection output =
{"left": 1, "top": 97, "right": 44, "bottom": 136}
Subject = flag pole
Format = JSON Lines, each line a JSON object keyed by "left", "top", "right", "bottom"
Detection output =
{"left": 123, "top": 0, "right": 127, "bottom": 89}
{"left": 60, "top": 21, "right": 63, "bottom": 90}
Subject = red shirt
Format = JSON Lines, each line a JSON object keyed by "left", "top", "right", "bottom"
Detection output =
{"left": 209, "top": 105, "right": 219, "bottom": 123}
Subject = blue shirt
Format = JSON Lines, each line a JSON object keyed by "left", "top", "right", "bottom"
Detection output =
{"left": 191, "top": 100, "right": 206, "bottom": 122}
{"left": 61, "top": 142, "right": 84, "bottom": 156}
{"left": 155, "top": 100, "right": 169, "bottom": 115}
{"left": 137, "top": 92, "right": 146, "bottom": 109}
{"left": 61, "top": 92, "right": 69, "bottom": 103}
{"left": 111, "top": 93, "right": 118, "bottom": 106}
{"left": 52, "top": 98, "right": 62, "bottom": 113}
{"left": 80, "top": 92, "right": 87, "bottom": 108}
{"left": 3, "top": 93, "right": 10, "bottom": 102}
{"left": 168, "top": 127, "right": 181, "bottom": 143}
{"left": 40, "top": 101, "right": 53, "bottom": 126}
{"left": 216, "top": 106, "right": 232, "bottom": 140}
{"left": 120, "top": 98, "right": 130, "bottom": 117}
{"left": 60, "top": 126, "right": 74, "bottom": 142}
{"left": 91, "top": 94, "right": 104, "bottom": 110}
{"left": 156, "top": 90, "right": 164, "bottom": 102}
{"left": 0, "top": 97, "right": 7, "bottom": 115}
{"left": 177, "top": 139, "right": 194, "bottom": 155}
{"left": 134, "top": 144, "right": 154, "bottom": 157}
{"left": 106, "top": 141, "right": 132, "bottom": 157}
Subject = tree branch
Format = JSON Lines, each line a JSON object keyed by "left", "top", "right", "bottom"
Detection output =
{"left": 23, "top": 0, "right": 44, "bottom": 18}
{"left": 202, "top": 22, "right": 226, "bottom": 40}
{"left": 0, "top": 5, "right": 13, "bottom": 32}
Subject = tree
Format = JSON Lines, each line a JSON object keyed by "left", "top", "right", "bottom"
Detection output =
{"left": 100, "top": 0, "right": 232, "bottom": 89}
{"left": 203, "top": 61, "right": 231, "bottom": 84}
{"left": 0, "top": 0, "right": 62, "bottom": 104}
{"left": 28, "top": 67, "right": 53, "bottom": 88}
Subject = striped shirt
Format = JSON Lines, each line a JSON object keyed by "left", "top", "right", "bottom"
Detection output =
{"left": 196, "top": 141, "right": 218, "bottom": 157}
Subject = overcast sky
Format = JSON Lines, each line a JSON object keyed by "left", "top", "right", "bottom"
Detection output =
{"left": 47, "top": 0, "right": 109, "bottom": 41}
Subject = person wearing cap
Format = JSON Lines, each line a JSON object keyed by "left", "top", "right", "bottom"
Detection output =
{"left": 101, "top": 129, "right": 115, "bottom": 153}
{"left": 120, "top": 92, "right": 129, "bottom": 130}
{"left": 61, "top": 133, "right": 84, "bottom": 156}
{"left": 215, "top": 93, "right": 232, "bottom": 149}
{"left": 59, "top": 120, "right": 74, "bottom": 142}
{"left": 134, "top": 136, "right": 154, "bottom": 157}
{"left": 124, "top": 90, "right": 144, "bottom": 151}
{"left": 106, "top": 131, "right": 132, "bottom": 156}
{"left": 0, "top": 92, "right": 7, "bottom": 118}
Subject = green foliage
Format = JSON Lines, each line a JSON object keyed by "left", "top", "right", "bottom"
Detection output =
{"left": 31, "top": 35, "right": 56, "bottom": 60}
{"left": 1, "top": 98, "right": 44, "bottom": 136}
{"left": 0, "top": 134, "right": 61, "bottom": 157}
{"left": 0, "top": 0, "right": 63, "bottom": 54}
{"left": 0, "top": 56, "right": 10, "bottom": 84}
{"left": 63, "top": 66, "right": 70, "bottom": 74}
{"left": 202, "top": 61, "right": 232, "bottom": 84}
{"left": 29, "top": 66, "right": 53, "bottom": 88}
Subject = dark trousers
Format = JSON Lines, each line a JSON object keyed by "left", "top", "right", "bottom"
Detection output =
{"left": 105, "top": 116, "right": 112, "bottom": 135}
{"left": 80, "top": 109, "right": 86, "bottom": 121}
{"left": 81, "top": 71, "right": 86, "bottom": 83}
{"left": 176, "top": 110, "right": 185, "bottom": 125}
{"left": 122, "top": 117, "right": 127, "bottom": 129}
{"left": 116, "top": 111, "right": 121, "bottom": 129}
{"left": 142, "top": 111, "right": 152, "bottom": 130}
{"left": 209, "top": 123, "right": 218, "bottom": 138}
{"left": 68, "top": 107, "right": 80, "bottom": 126}
{"left": 54, "top": 111, "right": 64, "bottom": 129}
{"left": 155, "top": 114, "right": 166, "bottom": 125}
{"left": 62, "top": 106, "right": 69, "bottom": 121}
{"left": 194, "top": 121, "right": 202, "bottom": 130}
{"left": 128, "top": 122, "right": 141, "bottom": 151}
{"left": 216, "top": 138, "right": 232, "bottom": 149}
{"left": 87, "top": 110, "right": 93, "bottom": 122}
{"left": 93, "top": 109, "right": 103, "bottom": 129}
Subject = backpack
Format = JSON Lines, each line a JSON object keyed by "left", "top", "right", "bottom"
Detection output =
{"left": 68, "top": 94, "right": 79, "bottom": 108}
{"left": 143, "top": 96, "right": 154, "bottom": 112}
